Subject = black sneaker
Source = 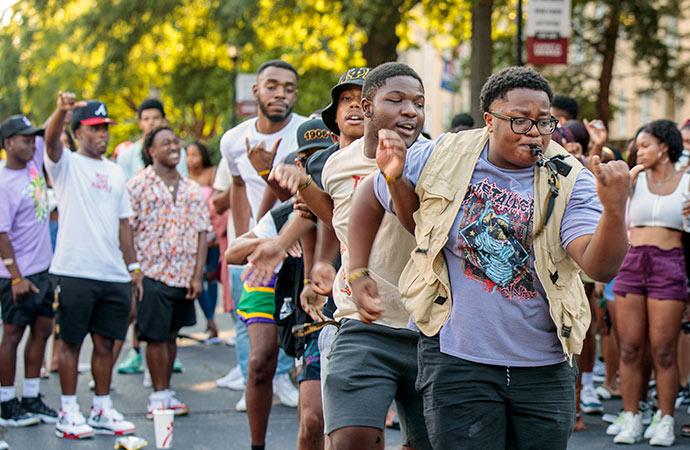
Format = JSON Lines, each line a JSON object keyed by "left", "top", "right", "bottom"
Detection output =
{"left": 21, "top": 395, "right": 58, "bottom": 423}
{"left": 0, "top": 398, "right": 40, "bottom": 427}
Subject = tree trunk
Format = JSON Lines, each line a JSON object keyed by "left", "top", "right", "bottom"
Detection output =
{"left": 470, "top": 0, "right": 494, "bottom": 127}
{"left": 595, "top": 5, "right": 620, "bottom": 127}
{"left": 361, "top": 6, "right": 402, "bottom": 66}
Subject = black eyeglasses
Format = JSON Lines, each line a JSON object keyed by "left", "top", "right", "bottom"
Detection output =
{"left": 489, "top": 111, "right": 558, "bottom": 135}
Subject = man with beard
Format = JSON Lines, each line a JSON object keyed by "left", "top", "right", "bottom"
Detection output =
{"left": 44, "top": 93, "right": 140, "bottom": 439}
{"left": 219, "top": 60, "right": 305, "bottom": 431}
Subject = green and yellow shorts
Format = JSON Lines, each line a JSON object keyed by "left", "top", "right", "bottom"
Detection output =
{"left": 236, "top": 276, "right": 276, "bottom": 326}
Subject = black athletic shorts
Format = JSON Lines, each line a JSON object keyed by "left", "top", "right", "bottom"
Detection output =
{"left": 55, "top": 276, "right": 131, "bottom": 344}
{"left": 0, "top": 271, "right": 55, "bottom": 326}
{"left": 135, "top": 276, "right": 196, "bottom": 343}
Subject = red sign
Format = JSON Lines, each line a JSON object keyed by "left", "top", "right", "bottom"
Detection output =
{"left": 237, "top": 101, "right": 258, "bottom": 117}
{"left": 526, "top": 37, "right": 568, "bottom": 65}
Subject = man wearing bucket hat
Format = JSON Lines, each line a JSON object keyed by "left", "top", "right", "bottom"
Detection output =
{"left": 0, "top": 115, "right": 59, "bottom": 428}
{"left": 44, "top": 92, "right": 139, "bottom": 439}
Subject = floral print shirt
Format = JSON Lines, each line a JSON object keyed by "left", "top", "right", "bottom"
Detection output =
{"left": 127, "top": 166, "right": 211, "bottom": 287}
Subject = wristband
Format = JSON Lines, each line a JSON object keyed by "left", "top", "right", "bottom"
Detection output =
{"left": 11, "top": 277, "right": 23, "bottom": 286}
{"left": 297, "top": 175, "right": 313, "bottom": 191}
{"left": 347, "top": 268, "right": 370, "bottom": 285}
{"left": 2, "top": 258, "right": 14, "bottom": 267}
{"left": 258, "top": 169, "right": 271, "bottom": 177}
{"left": 303, "top": 278, "right": 312, "bottom": 286}
{"left": 127, "top": 262, "right": 142, "bottom": 272}
{"left": 381, "top": 170, "right": 400, "bottom": 183}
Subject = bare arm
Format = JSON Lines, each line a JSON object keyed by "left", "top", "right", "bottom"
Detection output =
{"left": 187, "top": 231, "right": 207, "bottom": 299}
{"left": 45, "top": 92, "right": 84, "bottom": 163}
{"left": 269, "top": 164, "right": 334, "bottom": 225}
{"left": 230, "top": 175, "right": 252, "bottom": 236}
{"left": 211, "top": 187, "right": 231, "bottom": 215}
{"left": 225, "top": 231, "right": 261, "bottom": 265}
{"left": 119, "top": 218, "right": 143, "bottom": 301}
{"left": 0, "top": 233, "right": 39, "bottom": 302}
{"left": 256, "top": 187, "right": 278, "bottom": 221}
{"left": 376, "top": 130, "right": 419, "bottom": 233}
{"left": 566, "top": 157, "right": 644, "bottom": 281}
{"left": 346, "top": 177, "right": 386, "bottom": 323}
{"left": 243, "top": 215, "right": 316, "bottom": 287}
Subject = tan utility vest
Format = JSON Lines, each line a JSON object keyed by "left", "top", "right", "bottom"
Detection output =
{"left": 398, "top": 127, "right": 591, "bottom": 361}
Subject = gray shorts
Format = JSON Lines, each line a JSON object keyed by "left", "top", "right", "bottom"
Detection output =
{"left": 317, "top": 323, "right": 337, "bottom": 402}
{"left": 322, "top": 319, "right": 431, "bottom": 449}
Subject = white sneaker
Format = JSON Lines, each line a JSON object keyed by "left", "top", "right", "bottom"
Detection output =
{"left": 644, "top": 409, "right": 662, "bottom": 439}
{"left": 649, "top": 415, "right": 675, "bottom": 447}
{"left": 580, "top": 384, "right": 604, "bottom": 414}
{"left": 273, "top": 373, "right": 298, "bottom": 408}
{"left": 235, "top": 393, "right": 246, "bottom": 412}
{"left": 143, "top": 369, "right": 152, "bottom": 388}
{"left": 0, "top": 439, "right": 8, "bottom": 449}
{"left": 613, "top": 411, "right": 643, "bottom": 444}
{"left": 146, "top": 397, "right": 166, "bottom": 420}
{"left": 87, "top": 407, "right": 136, "bottom": 436}
{"left": 592, "top": 359, "right": 606, "bottom": 383}
{"left": 55, "top": 408, "right": 94, "bottom": 439}
{"left": 606, "top": 411, "right": 625, "bottom": 435}
{"left": 216, "top": 365, "right": 245, "bottom": 390}
{"left": 225, "top": 336, "right": 236, "bottom": 347}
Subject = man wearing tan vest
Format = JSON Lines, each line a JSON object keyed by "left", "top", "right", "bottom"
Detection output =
{"left": 348, "top": 67, "right": 640, "bottom": 449}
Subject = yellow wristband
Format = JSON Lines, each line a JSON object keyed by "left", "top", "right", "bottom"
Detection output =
{"left": 258, "top": 169, "right": 271, "bottom": 177}
{"left": 347, "top": 268, "right": 370, "bottom": 285}
{"left": 11, "top": 277, "right": 23, "bottom": 286}
{"left": 303, "top": 278, "right": 312, "bottom": 285}
{"left": 381, "top": 170, "right": 400, "bottom": 183}
{"left": 297, "top": 175, "right": 313, "bottom": 191}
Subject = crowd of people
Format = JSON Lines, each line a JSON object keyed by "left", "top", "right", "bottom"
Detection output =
{"left": 0, "top": 58, "right": 689, "bottom": 450}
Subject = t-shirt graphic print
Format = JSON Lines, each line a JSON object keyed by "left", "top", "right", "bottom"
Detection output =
{"left": 458, "top": 177, "right": 536, "bottom": 302}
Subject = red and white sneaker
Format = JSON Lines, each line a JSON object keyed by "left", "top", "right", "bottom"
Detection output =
{"left": 87, "top": 407, "right": 136, "bottom": 436}
{"left": 55, "top": 409, "right": 94, "bottom": 439}
{"left": 146, "top": 392, "right": 189, "bottom": 419}
{"left": 168, "top": 392, "right": 189, "bottom": 417}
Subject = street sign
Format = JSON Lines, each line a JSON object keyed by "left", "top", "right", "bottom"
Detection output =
{"left": 526, "top": 0, "right": 570, "bottom": 65}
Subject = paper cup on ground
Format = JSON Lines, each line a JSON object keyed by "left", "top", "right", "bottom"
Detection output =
{"left": 153, "top": 409, "right": 174, "bottom": 449}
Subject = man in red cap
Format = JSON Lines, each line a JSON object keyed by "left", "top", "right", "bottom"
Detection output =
{"left": 44, "top": 93, "right": 140, "bottom": 439}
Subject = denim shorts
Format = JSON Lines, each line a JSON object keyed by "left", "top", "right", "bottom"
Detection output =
{"left": 416, "top": 334, "right": 577, "bottom": 450}
{"left": 613, "top": 245, "right": 688, "bottom": 301}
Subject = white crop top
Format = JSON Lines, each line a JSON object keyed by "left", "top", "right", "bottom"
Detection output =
{"left": 629, "top": 171, "right": 690, "bottom": 231}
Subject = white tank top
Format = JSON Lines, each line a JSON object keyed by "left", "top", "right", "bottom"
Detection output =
{"left": 629, "top": 171, "right": 690, "bottom": 231}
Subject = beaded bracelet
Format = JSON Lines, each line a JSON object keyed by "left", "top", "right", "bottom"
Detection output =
{"left": 11, "top": 277, "right": 22, "bottom": 286}
{"left": 347, "top": 268, "right": 370, "bottom": 285}
{"left": 381, "top": 170, "right": 400, "bottom": 183}
{"left": 297, "top": 175, "right": 313, "bottom": 191}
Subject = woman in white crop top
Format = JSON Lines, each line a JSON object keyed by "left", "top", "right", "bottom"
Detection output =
{"left": 611, "top": 120, "right": 689, "bottom": 444}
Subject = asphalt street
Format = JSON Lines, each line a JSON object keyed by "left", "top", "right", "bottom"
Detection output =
{"left": 0, "top": 305, "right": 688, "bottom": 449}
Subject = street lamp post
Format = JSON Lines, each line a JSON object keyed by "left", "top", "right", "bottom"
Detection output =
{"left": 228, "top": 44, "right": 238, "bottom": 126}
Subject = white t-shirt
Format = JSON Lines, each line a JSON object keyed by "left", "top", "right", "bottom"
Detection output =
{"left": 322, "top": 138, "right": 415, "bottom": 329}
{"left": 219, "top": 114, "right": 306, "bottom": 220}
{"left": 44, "top": 150, "right": 134, "bottom": 282}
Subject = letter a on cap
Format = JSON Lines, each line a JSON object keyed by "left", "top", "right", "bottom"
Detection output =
{"left": 94, "top": 104, "right": 107, "bottom": 117}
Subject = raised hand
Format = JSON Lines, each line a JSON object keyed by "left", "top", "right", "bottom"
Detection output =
{"left": 591, "top": 155, "right": 644, "bottom": 214}
{"left": 57, "top": 91, "right": 87, "bottom": 112}
{"left": 247, "top": 137, "right": 281, "bottom": 176}
{"left": 349, "top": 274, "right": 384, "bottom": 324}
{"left": 376, "top": 129, "right": 407, "bottom": 180}
{"left": 584, "top": 119, "right": 608, "bottom": 149}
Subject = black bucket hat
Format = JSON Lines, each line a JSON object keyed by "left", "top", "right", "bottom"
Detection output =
{"left": 321, "top": 67, "right": 370, "bottom": 134}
